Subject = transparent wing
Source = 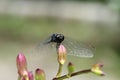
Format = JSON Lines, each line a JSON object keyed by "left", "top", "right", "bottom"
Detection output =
{"left": 34, "top": 36, "right": 57, "bottom": 54}
{"left": 62, "top": 37, "right": 95, "bottom": 58}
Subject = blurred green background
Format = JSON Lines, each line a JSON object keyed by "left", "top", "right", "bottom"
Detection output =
{"left": 0, "top": 0, "right": 120, "bottom": 80}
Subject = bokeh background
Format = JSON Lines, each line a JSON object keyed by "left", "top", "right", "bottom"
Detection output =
{"left": 0, "top": 0, "right": 120, "bottom": 80}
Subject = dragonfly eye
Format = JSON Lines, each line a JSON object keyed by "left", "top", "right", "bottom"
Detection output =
{"left": 59, "top": 34, "right": 64, "bottom": 40}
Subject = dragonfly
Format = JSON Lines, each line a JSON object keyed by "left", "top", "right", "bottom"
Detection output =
{"left": 36, "top": 33, "right": 94, "bottom": 58}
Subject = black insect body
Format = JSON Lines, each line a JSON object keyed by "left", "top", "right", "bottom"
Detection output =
{"left": 47, "top": 33, "right": 64, "bottom": 48}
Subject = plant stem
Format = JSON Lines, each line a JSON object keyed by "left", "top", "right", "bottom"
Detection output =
{"left": 18, "top": 76, "right": 21, "bottom": 80}
{"left": 56, "top": 63, "right": 63, "bottom": 77}
{"left": 53, "top": 69, "right": 91, "bottom": 80}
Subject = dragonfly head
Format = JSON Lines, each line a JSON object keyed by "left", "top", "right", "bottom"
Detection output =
{"left": 51, "top": 33, "right": 64, "bottom": 44}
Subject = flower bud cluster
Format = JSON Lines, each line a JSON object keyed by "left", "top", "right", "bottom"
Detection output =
{"left": 16, "top": 53, "right": 46, "bottom": 80}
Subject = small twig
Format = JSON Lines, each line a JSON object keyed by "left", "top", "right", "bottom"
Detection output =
{"left": 53, "top": 69, "right": 91, "bottom": 80}
{"left": 56, "top": 63, "right": 63, "bottom": 77}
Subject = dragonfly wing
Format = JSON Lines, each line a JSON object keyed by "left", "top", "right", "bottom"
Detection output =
{"left": 62, "top": 37, "right": 94, "bottom": 57}
{"left": 35, "top": 36, "right": 57, "bottom": 54}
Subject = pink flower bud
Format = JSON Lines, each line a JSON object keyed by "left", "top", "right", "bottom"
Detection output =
{"left": 16, "top": 53, "right": 28, "bottom": 77}
{"left": 57, "top": 44, "right": 67, "bottom": 65}
{"left": 28, "top": 71, "right": 34, "bottom": 80}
